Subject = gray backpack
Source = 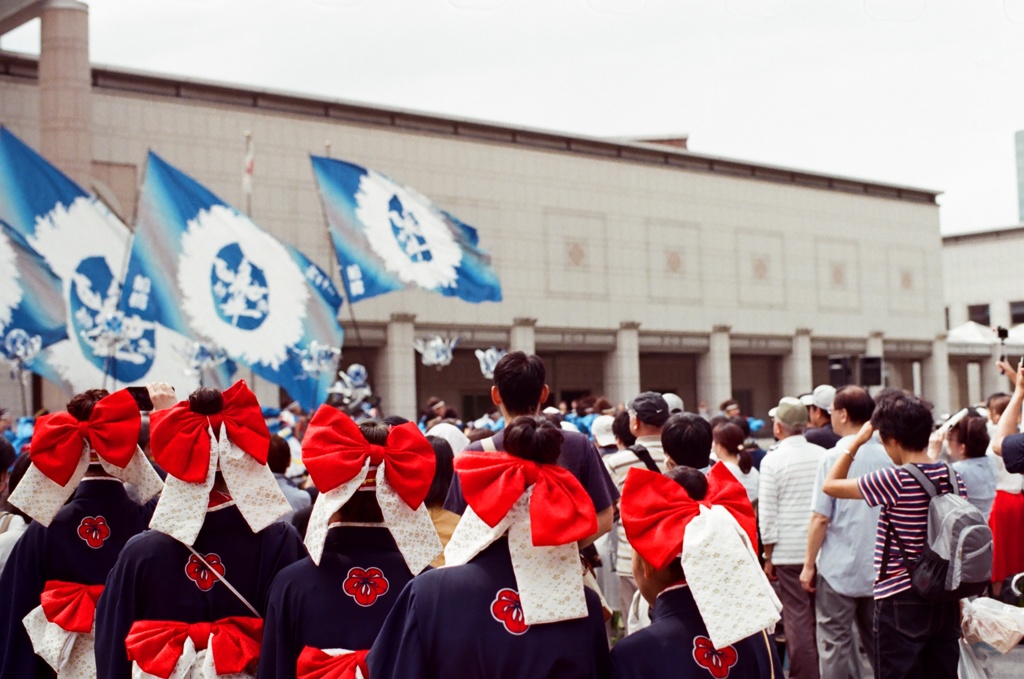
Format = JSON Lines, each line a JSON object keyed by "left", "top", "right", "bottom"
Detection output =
{"left": 882, "top": 462, "right": 993, "bottom": 601}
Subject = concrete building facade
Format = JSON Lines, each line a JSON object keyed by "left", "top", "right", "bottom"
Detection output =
{"left": 0, "top": 3, "right": 952, "bottom": 421}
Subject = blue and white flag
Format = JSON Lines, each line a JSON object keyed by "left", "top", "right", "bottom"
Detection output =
{"left": 310, "top": 156, "right": 502, "bottom": 304}
{"left": 126, "top": 152, "right": 344, "bottom": 410}
{"left": 0, "top": 221, "right": 66, "bottom": 367}
{"left": 0, "top": 127, "right": 200, "bottom": 395}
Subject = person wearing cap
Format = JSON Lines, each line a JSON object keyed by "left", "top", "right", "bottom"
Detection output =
{"left": 603, "top": 391, "right": 671, "bottom": 632}
{"left": 758, "top": 396, "right": 825, "bottom": 679}
{"left": 801, "top": 386, "right": 890, "bottom": 679}
{"left": 662, "top": 393, "right": 685, "bottom": 416}
{"left": 258, "top": 409, "right": 442, "bottom": 679}
{"left": 0, "top": 386, "right": 170, "bottom": 679}
{"left": 801, "top": 386, "right": 842, "bottom": 450}
{"left": 591, "top": 414, "right": 618, "bottom": 455}
{"left": 368, "top": 415, "right": 610, "bottom": 679}
{"left": 94, "top": 381, "right": 306, "bottom": 679}
{"left": 444, "top": 352, "right": 617, "bottom": 546}
{"left": 611, "top": 463, "right": 782, "bottom": 678}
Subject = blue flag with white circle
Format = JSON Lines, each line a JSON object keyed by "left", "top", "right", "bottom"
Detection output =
{"left": 0, "top": 127, "right": 201, "bottom": 395}
{"left": 310, "top": 155, "right": 502, "bottom": 304}
{"left": 124, "top": 152, "right": 344, "bottom": 410}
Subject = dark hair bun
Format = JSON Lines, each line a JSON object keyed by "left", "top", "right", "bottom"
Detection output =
{"left": 503, "top": 415, "right": 563, "bottom": 465}
{"left": 189, "top": 388, "right": 223, "bottom": 415}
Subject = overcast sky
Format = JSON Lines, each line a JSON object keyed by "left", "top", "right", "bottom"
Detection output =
{"left": 3, "top": 0, "right": 1023, "bottom": 234}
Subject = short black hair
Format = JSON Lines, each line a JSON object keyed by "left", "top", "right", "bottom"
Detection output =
{"left": 612, "top": 410, "right": 635, "bottom": 447}
{"left": 870, "top": 391, "right": 933, "bottom": 452}
{"left": 666, "top": 465, "right": 708, "bottom": 501}
{"left": 267, "top": 434, "right": 291, "bottom": 474}
{"left": 382, "top": 415, "right": 410, "bottom": 427}
{"left": 833, "top": 386, "right": 875, "bottom": 425}
{"left": 0, "top": 436, "right": 14, "bottom": 472}
{"left": 662, "top": 413, "right": 712, "bottom": 469}
{"left": 425, "top": 435, "right": 455, "bottom": 507}
{"left": 493, "top": 352, "right": 546, "bottom": 416}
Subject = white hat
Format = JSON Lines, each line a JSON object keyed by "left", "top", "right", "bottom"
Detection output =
{"left": 662, "top": 393, "right": 685, "bottom": 414}
{"left": 591, "top": 415, "right": 616, "bottom": 448}
{"left": 800, "top": 385, "right": 837, "bottom": 413}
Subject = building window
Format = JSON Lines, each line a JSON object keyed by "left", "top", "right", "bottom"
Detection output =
{"left": 968, "top": 304, "right": 990, "bottom": 327}
{"left": 1011, "top": 301, "right": 1024, "bottom": 326}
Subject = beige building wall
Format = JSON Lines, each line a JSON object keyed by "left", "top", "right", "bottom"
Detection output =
{"left": 0, "top": 57, "right": 948, "bottom": 419}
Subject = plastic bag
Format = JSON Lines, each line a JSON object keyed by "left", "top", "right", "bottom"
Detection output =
{"left": 961, "top": 597, "right": 1024, "bottom": 654}
{"left": 957, "top": 639, "right": 989, "bottom": 679}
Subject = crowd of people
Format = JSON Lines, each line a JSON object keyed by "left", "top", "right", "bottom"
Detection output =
{"left": 0, "top": 350, "right": 1021, "bottom": 678}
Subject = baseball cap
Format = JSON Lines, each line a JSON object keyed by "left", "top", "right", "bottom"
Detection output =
{"left": 628, "top": 392, "right": 670, "bottom": 427}
{"left": 769, "top": 397, "right": 808, "bottom": 427}
{"left": 662, "top": 393, "right": 685, "bottom": 415}
{"left": 591, "top": 414, "right": 616, "bottom": 447}
{"left": 799, "top": 385, "right": 836, "bottom": 413}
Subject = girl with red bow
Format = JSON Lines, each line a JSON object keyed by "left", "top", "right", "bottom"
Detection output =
{"left": 0, "top": 386, "right": 168, "bottom": 679}
{"left": 258, "top": 409, "right": 443, "bottom": 679}
{"left": 610, "top": 464, "right": 783, "bottom": 679}
{"left": 94, "top": 382, "right": 306, "bottom": 679}
{"left": 367, "top": 415, "right": 610, "bottom": 679}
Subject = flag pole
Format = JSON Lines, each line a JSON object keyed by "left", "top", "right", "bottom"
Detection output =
{"left": 312, "top": 145, "right": 363, "bottom": 350}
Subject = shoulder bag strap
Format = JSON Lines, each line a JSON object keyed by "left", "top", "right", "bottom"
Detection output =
{"left": 185, "top": 543, "right": 261, "bottom": 618}
{"left": 629, "top": 444, "right": 660, "bottom": 472}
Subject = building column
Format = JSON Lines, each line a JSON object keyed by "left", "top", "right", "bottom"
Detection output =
{"left": 982, "top": 344, "right": 1009, "bottom": 399}
{"left": 923, "top": 334, "right": 951, "bottom": 416}
{"left": 510, "top": 317, "right": 537, "bottom": 356}
{"left": 604, "top": 322, "right": 640, "bottom": 404}
{"left": 379, "top": 313, "right": 417, "bottom": 419}
{"left": 249, "top": 372, "right": 280, "bottom": 409}
{"left": 966, "top": 362, "right": 982, "bottom": 406}
{"left": 781, "top": 328, "right": 812, "bottom": 397}
{"left": 867, "top": 331, "right": 885, "bottom": 358}
{"left": 698, "top": 325, "right": 732, "bottom": 412}
{"left": 39, "top": 0, "right": 91, "bottom": 186}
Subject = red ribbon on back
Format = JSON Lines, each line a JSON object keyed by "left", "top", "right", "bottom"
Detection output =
{"left": 31, "top": 390, "right": 140, "bottom": 486}
{"left": 39, "top": 580, "right": 104, "bottom": 634}
{"left": 125, "top": 616, "right": 263, "bottom": 679}
{"left": 150, "top": 381, "right": 270, "bottom": 484}
{"left": 456, "top": 450, "right": 597, "bottom": 546}
{"left": 296, "top": 647, "right": 369, "bottom": 679}
{"left": 302, "top": 406, "right": 435, "bottom": 509}
{"left": 620, "top": 462, "right": 757, "bottom": 571}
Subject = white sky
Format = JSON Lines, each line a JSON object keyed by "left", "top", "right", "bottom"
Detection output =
{"left": 3, "top": 0, "right": 1023, "bottom": 234}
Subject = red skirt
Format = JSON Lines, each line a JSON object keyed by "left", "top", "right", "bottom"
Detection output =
{"left": 989, "top": 490, "right": 1024, "bottom": 582}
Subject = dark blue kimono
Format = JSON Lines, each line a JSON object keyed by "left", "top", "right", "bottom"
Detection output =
{"left": 367, "top": 537, "right": 610, "bottom": 679}
{"left": 257, "top": 525, "right": 416, "bottom": 679}
{"left": 0, "top": 478, "right": 154, "bottom": 679}
{"left": 610, "top": 585, "right": 782, "bottom": 679}
{"left": 94, "top": 503, "right": 304, "bottom": 679}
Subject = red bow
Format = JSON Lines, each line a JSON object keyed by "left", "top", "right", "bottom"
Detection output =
{"left": 302, "top": 406, "right": 435, "bottom": 509}
{"left": 150, "top": 381, "right": 270, "bottom": 484}
{"left": 31, "top": 390, "right": 140, "bottom": 486}
{"left": 620, "top": 462, "right": 757, "bottom": 571}
{"left": 125, "top": 616, "right": 263, "bottom": 679}
{"left": 297, "top": 647, "right": 369, "bottom": 679}
{"left": 456, "top": 451, "right": 597, "bottom": 546}
{"left": 39, "top": 581, "right": 104, "bottom": 634}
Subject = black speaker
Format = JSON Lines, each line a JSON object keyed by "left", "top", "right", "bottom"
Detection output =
{"left": 860, "top": 355, "right": 883, "bottom": 387}
{"left": 828, "top": 355, "right": 852, "bottom": 388}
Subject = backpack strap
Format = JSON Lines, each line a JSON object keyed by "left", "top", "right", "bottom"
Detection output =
{"left": 628, "top": 444, "right": 660, "bottom": 472}
{"left": 880, "top": 508, "right": 914, "bottom": 577}
{"left": 943, "top": 462, "right": 961, "bottom": 497}
{"left": 901, "top": 463, "right": 940, "bottom": 497}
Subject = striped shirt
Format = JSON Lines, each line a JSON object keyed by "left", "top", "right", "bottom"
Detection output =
{"left": 758, "top": 435, "right": 825, "bottom": 565}
{"left": 605, "top": 436, "right": 668, "bottom": 576}
{"left": 858, "top": 463, "right": 967, "bottom": 599}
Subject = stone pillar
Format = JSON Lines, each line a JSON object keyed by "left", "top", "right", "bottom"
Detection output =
{"left": 698, "top": 325, "right": 732, "bottom": 411}
{"left": 966, "top": 362, "right": 982, "bottom": 406}
{"left": 781, "top": 328, "right": 812, "bottom": 397}
{"left": 604, "top": 322, "right": 640, "bottom": 404}
{"left": 379, "top": 313, "right": 417, "bottom": 418}
{"left": 923, "top": 334, "right": 951, "bottom": 416}
{"left": 39, "top": 0, "right": 91, "bottom": 186}
{"left": 249, "top": 371, "right": 280, "bottom": 409}
{"left": 509, "top": 317, "right": 537, "bottom": 356}
{"left": 866, "top": 331, "right": 885, "bottom": 358}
